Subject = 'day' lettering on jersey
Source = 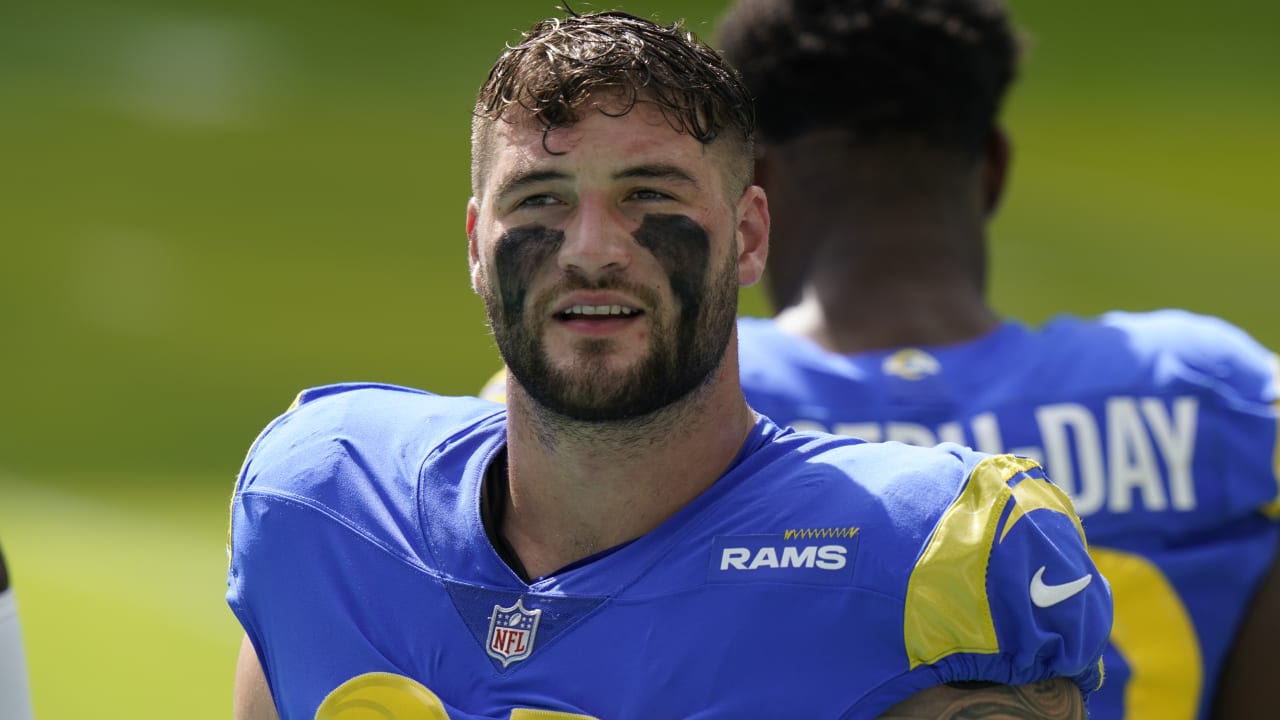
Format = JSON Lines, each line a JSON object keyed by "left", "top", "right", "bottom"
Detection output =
{"left": 788, "top": 396, "right": 1197, "bottom": 517}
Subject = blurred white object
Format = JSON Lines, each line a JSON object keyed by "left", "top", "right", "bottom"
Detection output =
{"left": 0, "top": 578, "right": 35, "bottom": 719}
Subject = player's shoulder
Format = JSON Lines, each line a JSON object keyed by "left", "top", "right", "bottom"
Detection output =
{"left": 238, "top": 382, "right": 502, "bottom": 497}
{"left": 289, "top": 381, "right": 498, "bottom": 418}
{"left": 853, "top": 441, "right": 1070, "bottom": 537}
{"left": 736, "top": 316, "right": 832, "bottom": 369}
{"left": 738, "top": 430, "right": 1107, "bottom": 698}
{"left": 756, "top": 431, "right": 1004, "bottom": 532}
{"left": 1100, "top": 309, "right": 1274, "bottom": 379}
{"left": 1043, "top": 309, "right": 1277, "bottom": 401}
{"left": 762, "top": 433, "right": 1086, "bottom": 567}
{"left": 736, "top": 317, "right": 873, "bottom": 403}
{"left": 836, "top": 442, "right": 1106, "bottom": 699}
{"left": 782, "top": 432, "right": 991, "bottom": 487}
{"left": 737, "top": 315, "right": 781, "bottom": 343}
{"left": 279, "top": 381, "right": 499, "bottom": 437}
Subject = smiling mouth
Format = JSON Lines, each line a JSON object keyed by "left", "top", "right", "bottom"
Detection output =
{"left": 555, "top": 305, "right": 644, "bottom": 320}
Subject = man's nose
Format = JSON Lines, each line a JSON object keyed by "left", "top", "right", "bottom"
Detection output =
{"left": 557, "top": 196, "right": 634, "bottom": 280}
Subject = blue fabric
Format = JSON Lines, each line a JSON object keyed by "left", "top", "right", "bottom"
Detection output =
{"left": 228, "top": 383, "right": 1111, "bottom": 719}
{"left": 738, "top": 310, "right": 1280, "bottom": 720}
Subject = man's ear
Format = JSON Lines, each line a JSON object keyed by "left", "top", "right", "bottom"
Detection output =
{"left": 466, "top": 198, "right": 482, "bottom": 294}
{"left": 735, "top": 184, "right": 770, "bottom": 287}
{"left": 984, "top": 127, "right": 1012, "bottom": 217}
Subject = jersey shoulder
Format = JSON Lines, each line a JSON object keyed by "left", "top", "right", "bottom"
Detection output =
{"left": 1045, "top": 309, "right": 1278, "bottom": 404}
{"left": 736, "top": 317, "right": 878, "bottom": 421}
{"left": 232, "top": 382, "right": 502, "bottom": 541}
{"left": 750, "top": 436, "right": 1110, "bottom": 702}
{"left": 824, "top": 440, "right": 1110, "bottom": 700}
{"left": 737, "top": 316, "right": 865, "bottom": 378}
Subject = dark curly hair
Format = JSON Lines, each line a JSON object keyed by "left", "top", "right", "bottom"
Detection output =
{"left": 471, "top": 9, "right": 756, "bottom": 195}
{"left": 716, "top": 0, "right": 1022, "bottom": 154}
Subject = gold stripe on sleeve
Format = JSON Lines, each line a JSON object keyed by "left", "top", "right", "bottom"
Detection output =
{"left": 903, "top": 455, "right": 1040, "bottom": 667}
{"left": 999, "top": 471, "right": 1087, "bottom": 546}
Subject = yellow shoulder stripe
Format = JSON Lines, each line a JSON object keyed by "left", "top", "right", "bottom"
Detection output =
{"left": 1000, "top": 470, "right": 1086, "bottom": 545}
{"left": 903, "top": 454, "right": 1083, "bottom": 668}
{"left": 480, "top": 367, "right": 508, "bottom": 404}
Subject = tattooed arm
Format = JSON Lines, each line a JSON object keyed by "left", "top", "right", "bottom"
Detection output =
{"left": 878, "top": 678, "right": 1085, "bottom": 719}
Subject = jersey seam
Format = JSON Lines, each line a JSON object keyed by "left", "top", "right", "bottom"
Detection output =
{"left": 237, "top": 488, "right": 438, "bottom": 577}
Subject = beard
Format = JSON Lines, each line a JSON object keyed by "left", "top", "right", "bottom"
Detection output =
{"left": 484, "top": 233, "right": 739, "bottom": 423}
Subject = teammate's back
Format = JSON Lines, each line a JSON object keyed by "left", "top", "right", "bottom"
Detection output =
{"left": 738, "top": 309, "right": 1279, "bottom": 718}
{"left": 716, "top": 0, "right": 1280, "bottom": 717}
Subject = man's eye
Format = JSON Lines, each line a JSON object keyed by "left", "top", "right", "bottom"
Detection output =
{"left": 517, "top": 194, "right": 560, "bottom": 208}
{"left": 630, "top": 189, "right": 672, "bottom": 201}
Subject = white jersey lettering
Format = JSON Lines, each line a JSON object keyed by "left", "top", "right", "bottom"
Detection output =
{"left": 786, "top": 395, "right": 1199, "bottom": 516}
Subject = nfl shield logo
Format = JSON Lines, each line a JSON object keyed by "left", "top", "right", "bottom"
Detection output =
{"left": 486, "top": 598, "right": 541, "bottom": 667}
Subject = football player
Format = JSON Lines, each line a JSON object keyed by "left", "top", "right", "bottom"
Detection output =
{"left": 228, "top": 9, "right": 1111, "bottom": 719}
{"left": 717, "top": 1, "right": 1280, "bottom": 717}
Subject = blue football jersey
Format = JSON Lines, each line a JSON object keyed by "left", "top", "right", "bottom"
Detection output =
{"left": 738, "top": 310, "right": 1280, "bottom": 720}
{"left": 228, "top": 383, "right": 1111, "bottom": 719}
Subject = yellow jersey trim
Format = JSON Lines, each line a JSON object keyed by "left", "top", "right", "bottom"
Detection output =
{"left": 904, "top": 455, "right": 1030, "bottom": 667}
{"left": 999, "top": 471, "right": 1087, "bottom": 546}
{"left": 1091, "top": 547, "right": 1201, "bottom": 719}
{"left": 480, "top": 367, "right": 508, "bottom": 404}
{"left": 904, "top": 455, "right": 1089, "bottom": 668}
{"left": 316, "top": 672, "right": 450, "bottom": 719}
{"left": 316, "top": 672, "right": 601, "bottom": 720}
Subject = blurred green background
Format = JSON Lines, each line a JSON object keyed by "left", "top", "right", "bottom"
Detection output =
{"left": 0, "top": 0, "right": 1275, "bottom": 716}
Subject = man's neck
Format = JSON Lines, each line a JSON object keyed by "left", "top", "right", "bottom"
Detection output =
{"left": 769, "top": 194, "right": 998, "bottom": 354}
{"left": 775, "top": 272, "right": 1000, "bottom": 355}
{"left": 497, "top": 362, "right": 757, "bottom": 580}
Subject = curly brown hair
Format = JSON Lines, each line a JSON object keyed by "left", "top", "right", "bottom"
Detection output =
{"left": 717, "top": 0, "right": 1022, "bottom": 154}
{"left": 471, "top": 10, "right": 756, "bottom": 196}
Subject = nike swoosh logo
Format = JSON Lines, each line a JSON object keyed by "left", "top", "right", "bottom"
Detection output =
{"left": 1029, "top": 566, "right": 1092, "bottom": 608}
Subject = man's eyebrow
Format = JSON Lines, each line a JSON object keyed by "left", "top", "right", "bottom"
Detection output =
{"left": 614, "top": 164, "right": 699, "bottom": 188}
{"left": 494, "top": 170, "right": 569, "bottom": 203}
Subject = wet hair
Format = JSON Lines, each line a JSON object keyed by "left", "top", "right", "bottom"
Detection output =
{"left": 717, "top": 0, "right": 1022, "bottom": 154}
{"left": 471, "top": 9, "right": 756, "bottom": 195}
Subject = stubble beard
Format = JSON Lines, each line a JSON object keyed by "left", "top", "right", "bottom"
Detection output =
{"left": 486, "top": 250, "right": 739, "bottom": 427}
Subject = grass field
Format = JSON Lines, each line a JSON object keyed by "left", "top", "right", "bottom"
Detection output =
{"left": 0, "top": 0, "right": 1276, "bottom": 717}
{"left": 0, "top": 474, "right": 240, "bottom": 714}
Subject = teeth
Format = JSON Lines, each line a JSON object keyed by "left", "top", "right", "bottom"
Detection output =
{"left": 564, "top": 305, "right": 638, "bottom": 317}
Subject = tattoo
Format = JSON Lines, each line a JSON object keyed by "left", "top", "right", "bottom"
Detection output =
{"left": 877, "top": 678, "right": 1084, "bottom": 719}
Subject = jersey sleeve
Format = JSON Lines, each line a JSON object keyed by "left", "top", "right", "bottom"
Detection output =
{"left": 226, "top": 383, "right": 456, "bottom": 713}
{"left": 901, "top": 453, "right": 1112, "bottom": 696}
